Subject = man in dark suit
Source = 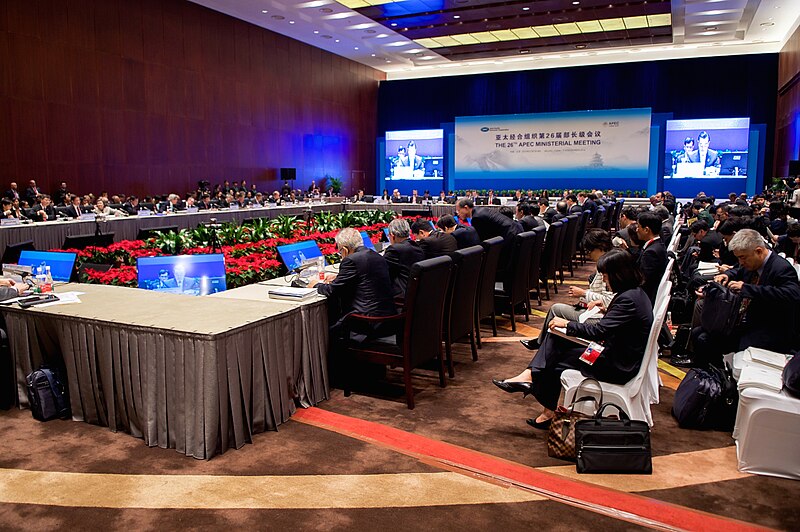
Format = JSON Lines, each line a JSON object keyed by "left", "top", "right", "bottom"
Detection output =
{"left": 411, "top": 219, "right": 457, "bottom": 259}
{"left": 692, "top": 229, "right": 800, "bottom": 364}
{"left": 553, "top": 201, "right": 569, "bottom": 221}
{"left": 516, "top": 203, "right": 544, "bottom": 231}
{"left": 456, "top": 198, "right": 521, "bottom": 279}
{"left": 121, "top": 196, "right": 141, "bottom": 216}
{"left": 4, "top": 182, "right": 20, "bottom": 201}
{"left": 486, "top": 190, "right": 501, "bottom": 206}
{"left": 635, "top": 211, "right": 668, "bottom": 303}
{"left": 436, "top": 214, "right": 481, "bottom": 249}
{"left": 688, "top": 131, "right": 721, "bottom": 175}
{"left": 29, "top": 195, "right": 56, "bottom": 222}
{"left": 566, "top": 194, "right": 582, "bottom": 215}
{"left": 539, "top": 199, "right": 557, "bottom": 224}
{"left": 24, "top": 180, "right": 41, "bottom": 207}
{"left": 52, "top": 182, "right": 70, "bottom": 206}
{"left": 310, "top": 228, "right": 397, "bottom": 340}
{"left": 383, "top": 219, "right": 425, "bottom": 299}
{"left": 63, "top": 195, "right": 85, "bottom": 218}
{"left": 578, "top": 192, "right": 596, "bottom": 216}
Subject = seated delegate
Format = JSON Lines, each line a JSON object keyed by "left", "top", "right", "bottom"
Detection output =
{"left": 493, "top": 249, "right": 653, "bottom": 429}
{"left": 520, "top": 229, "right": 615, "bottom": 351}
{"left": 382, "top": 218, "right": 425, "bottom": 299}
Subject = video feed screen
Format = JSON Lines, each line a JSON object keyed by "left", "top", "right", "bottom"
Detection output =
{"left": 664, "top": 118, "right": 750, "bottom": 180}
{"left": 18, "top": 251, "right": 77, "bottom": 282}
{"left": 137, "top": 254, "right": 227, "bottom": 295}
{"left": 359, "top": 231, "right": 376, "bottom": 251}
{"left": 276, "top": 240, "right": 324, "bottom": 272}
{"left": 384, "top": 129, "right": 444, "bottom": 194}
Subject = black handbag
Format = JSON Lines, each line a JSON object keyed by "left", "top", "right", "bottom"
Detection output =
{"left": 574, "top": 403, "right": 652, "bottom": 475}
{"left": 701, "top": 282, "right": 743, "bottom": 336}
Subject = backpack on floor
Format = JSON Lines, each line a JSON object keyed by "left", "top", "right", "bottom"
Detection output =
{"left": 672, "top": 363, "right": 738, "bottom": 431}
{"left": 26, "top": 366, "right": 70, "bottom": 421}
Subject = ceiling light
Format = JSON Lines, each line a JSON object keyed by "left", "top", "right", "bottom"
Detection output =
{"left": 572, "top": 1, "right": 580, "bottom": 4}
{"left": 760, "top": 22, "right": 775, "bottom": 27}
{"left": 519, "top": 49, "right": 530, "bottom": 54}
{"left": 313, "top": 30, "right": 319, "bottom": 34}
{"left": 454, "top": 15, "right": 460, "bottom": 19}
{"left": 575, "top": 44, "right": 587, "bottom": 49}
{"left": 376, "top": 34, "right": 388, "bottom": 38}
{"left": 523, "top": 7, "right": 530, "bottom": 11}
{"left": 261, "top": 10, "right": 268, "bottom": 14}
{"left": 335, "top": 39, "right": 340, "bottom": 42}
{"left": 707, "top": 27, "right": 717, "bottom": 31}
{"left": 391, "top": 23, "right": 398, "bottom": 27}
{"left": 419, "top": 56, "right": 434, "bottom": 60}
{"left": 289, "top": 20, "right": 295, "bottom": 24}
{"left": 354, "top": 47, "right": 359, "bottom": 50}
{"left": 371, "top": 53, "right": 376, "bottom": 57}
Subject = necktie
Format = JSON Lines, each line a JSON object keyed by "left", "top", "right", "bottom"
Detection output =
{"left": 739, "top": 271, "right": 760, "bottom": 321}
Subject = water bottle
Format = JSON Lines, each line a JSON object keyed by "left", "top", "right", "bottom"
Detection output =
{"left": 666, "top": 311, "right": 673, "bottom": 331}
{"left": 44, "top": 266, "right": 54, "bottom": 292}
{"left": 35, "top": 266, "right": 47, "bottom": 293}
{"left": 317, "top": 256, "right": 325, "bottom": 282}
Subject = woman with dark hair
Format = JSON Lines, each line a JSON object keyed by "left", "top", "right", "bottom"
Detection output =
{"left": 494, "top": 248, "right": 654, "bottom": 428}
{"left": 520, "top": 229, "right": 615, "bottom": 351}
{"left": 769, "top": 202, "right": 789, "bottom": 236}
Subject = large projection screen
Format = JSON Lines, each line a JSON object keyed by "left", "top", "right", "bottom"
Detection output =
{"left": 454, "top": 108, "right": 652, "bottom": 192}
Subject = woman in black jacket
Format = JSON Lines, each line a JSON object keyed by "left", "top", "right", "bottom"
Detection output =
{"left": 493, "top": 249, "right": 654, "bottom": 428}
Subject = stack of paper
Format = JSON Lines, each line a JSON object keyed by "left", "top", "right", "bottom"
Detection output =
{"left": 737, "top": 364, "right": 784, "bottom": 393}
{"left": 696, "top": 261, "right": 720, "bottom": 275}
{"left": 745, "top": 347, "right": 789, "bottom": 370}
{"left": 268, "top": 287, "right": 318, "bottom": 301}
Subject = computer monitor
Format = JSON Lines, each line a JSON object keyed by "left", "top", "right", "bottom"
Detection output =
{"left": 18, "top": 250, "right": 78, "bottom": 283}
{"left": 720, "top": 152, "right": 748, "bottom": 176}
{"left": 62, "top": 233, "right": 115, "bottom": 250}
{"left": 382, "top": 227, "right": 390, "bottom": 241}
{"left": 137, "top": 254, "right": 227, "bottom": 295}
{"left": 1, "top": 240, "right": 34, "bottom": 265}
{"left": 276, "top": 240, "right": 324, "bottom": 272}
{"left": 360, "top": 231, "right": 376, "bottom": 251}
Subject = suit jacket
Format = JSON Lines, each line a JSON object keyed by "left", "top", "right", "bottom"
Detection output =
{"left": 471, "top": 207, "right": 522, "bottom": 279}
{"left": 636, "top": 238, "right": 668, "bottom": 303}
{"left": 581, "top": 199, "right": 597, "bottom": 215}
{"left": 568, "top": 204, "right": 583, "bottom": 215}
{"left": 419, "top": 231, "right": 458, "bottom": 259}
{"left": 4, "top": 189, "right": 19, "bottom": 201}
{"left": 725, "top": 253, "right": 800, "bottom": 352}
{"left": 121, "top": 203, "right": 139, "bottom": 215}
{"left": 486, "top": 196, "right": 501, "bottom": 206}
{"left": 64, "top": 205, "right": 84, "bottom": 218}
{"left": 519, "top": 215, "right": 543, "bottom": 231}
{"left": 24, "top": 187, "right": 40, "bottom": 205}
{"left": 566, "top": 287, "right": 654, "bottom": 384}
{"left": 542, "top": 207, "right": 558, "bottom": 224}
{"left": 689, "top": 148, "right": 721, "bottom": 170}
{"left": 383, "top": 239, "right": 425, "bottom": 299}
{"left": 31, "top": 204, "right": 56, "bottom": 221}
{"left": 451, "top": 224, "right": 481, "bottom": 249}
{"left": 53, "top": 189, "right": 69, "bottom": 206}
{"left": 316, "top": 248, "right": 396, "bottom": 328}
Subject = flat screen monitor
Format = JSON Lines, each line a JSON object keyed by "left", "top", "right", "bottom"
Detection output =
{"left": 276, "top": 240, "right": 324, "bottom": 272}
{"left": 18, "top": 250, "right": 78, "bottom": 282}
{"left": 384, "top": 129, "right": 444, "bottom": 194}
{"left": 360, "top": 231, "right": 376, "bottom": 251}
{"left": 137, "top": 254, "right": 227, "bottom": 295}
{"left": 382, "top": 227, "right": 390, "bottom": 241}
{"left": 664, "top": 118, "right": 750, "bottom": 179}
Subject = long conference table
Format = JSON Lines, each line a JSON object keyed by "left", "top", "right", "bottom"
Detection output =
{"left": 3, "top": 283, "right": 328, "bottom": 459}
{"left": 0, "top": 201, "right": 466, "bottom": 253}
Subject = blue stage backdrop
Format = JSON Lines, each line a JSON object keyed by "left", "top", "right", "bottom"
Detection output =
{"left": 454, "top": 108, "right": 651, "bottom": 192}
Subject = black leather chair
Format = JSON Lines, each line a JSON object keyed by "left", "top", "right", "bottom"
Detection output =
{"left": 341, "top": 256, "right": 452, "bottom": 409}
{"left": 527, "top": 225, "right": 546, "bottom": 307}
{"left": 539, "top": 221, "right": 563, "bottom": 300}
{"left": 561, "top": 214, "right": 580, "bottom": 278}
{"left": 475, "top": 236, "right": 504, "bottom": 347}
{"left": 576, "top": 210, "right": 591, "bottom": 265}
{"left": 555, "top": 215, "right": 569, "bottom": 283}
{"left": 442, "top": 245, "right": 483, "bottom": 376}
{"left": 493, "top": 231, "right": 536, "bottom": 332}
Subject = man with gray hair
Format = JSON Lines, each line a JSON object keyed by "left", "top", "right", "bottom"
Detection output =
{"left": 310, "top": 227, "right": 396, "bottom": 340}
{"left": 692, "top": 229, "right": 800, "bottom": 363}
{"left": 383, "top": 218, "right": 425, "bottom": 299}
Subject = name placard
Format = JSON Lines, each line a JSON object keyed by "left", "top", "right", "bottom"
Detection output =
{"left": 79, "top": 213, "right": 97, "bottom": 221}
{"left": 138, "top": 209, "right": 152, "bottom": 216}
{"left": 0, "top": 218, "right": 21, "bottom": 226}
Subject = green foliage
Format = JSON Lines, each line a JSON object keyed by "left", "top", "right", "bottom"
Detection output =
{"left": 327, "top": 176, "right": 343, "bottom": 194}
{"left": 246, "top": 218, "right": 275, "bottom": 241}
{"left": 314, "top": 211, "right": 340, "bottom": 232}
{"left": 217, "top": 224, "right": 251, "bottom": 245}
{"left": 151, "top": 229, "right": 194, "bottom": 255}
{"left": 269, "top": 215, "right": 300, "bottom": 238}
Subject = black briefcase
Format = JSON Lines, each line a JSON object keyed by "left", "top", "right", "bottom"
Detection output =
{"left": 574, "top": 403, "right": 652, "bottom": 475}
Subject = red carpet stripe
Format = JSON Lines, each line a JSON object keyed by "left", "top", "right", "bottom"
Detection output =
{"left": 293, "top": 407, "right": 769, "bottom": 532}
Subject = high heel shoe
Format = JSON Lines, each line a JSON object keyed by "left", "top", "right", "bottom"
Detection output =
{"left": 519, "top": 339, "right": 540, "bottom": 350}
{"left": 526, "top": 417, "right": 552, "bottom": 430}
{"left": 492, "top": 379, "right": 532, "bottom": 396}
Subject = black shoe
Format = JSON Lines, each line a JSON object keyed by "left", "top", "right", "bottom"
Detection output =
{"left": 670, "top": 354, "right": 696, "bottom": 368}
{"left": 526, "top": 417, "right": 552, "bottom": 430}
{"left": 492, "top": 379, "right": 532, "bottom": 396}
{"left": 520, "top": 339, "right": 540, "bottom": 350}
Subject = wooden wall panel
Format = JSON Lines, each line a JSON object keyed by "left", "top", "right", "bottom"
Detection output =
{"left": 0, "top": 0, "right": 383, "bottom": 197}
{"left": 775, "top": 24, "right": 800, "bottom": 177}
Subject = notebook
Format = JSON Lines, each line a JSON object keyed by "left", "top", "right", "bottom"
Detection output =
{"left": 744, "top": 347, "right": 789, "bottom": 370}
{"left": 737, "top": 364, "right": 783, "bottom": 393}
{"left": 268, "top": 286, "right": 318, "bottom": 301}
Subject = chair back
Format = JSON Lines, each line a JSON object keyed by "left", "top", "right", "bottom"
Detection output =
{"left": 553, "top": 217, "right": 569, "bottom": 273}
{"left": 403, "top": 256, "right": 453, "bottom": 369}
{"left": 540, "top": 222, "right": 563, "bottom": 282}
{"left": 447, "top": 245, "right": 484, "bottom": 342}
{"left": 613, "top": 199, "right": 625, "bottom": 231}
{"left": 528, "top": 226, "right": 546, "bottom": 294}
{"left": 561, "top": 214, "right": 580, "bottom": 269}
{"left": 638, "top": 284, "right": 672, "bottom": 406}
{"left": 575, "top": 210, "right": 591, "bottom": 250}
{"left": 504, "top": 231, "right": 536, "bottom": 304}
{"left": 477, "top": 237, "right": 504, "bottom": 321}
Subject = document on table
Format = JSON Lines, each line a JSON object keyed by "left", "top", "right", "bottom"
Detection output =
{"left": 38, "top": 291, "right": 83, "bottom": 308}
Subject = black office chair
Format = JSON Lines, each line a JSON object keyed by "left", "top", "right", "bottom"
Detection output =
{"left": 527, "top": 225, "right": 546, "bottom": 307}
{"left": 475, "top": 236, "right": 504, "bottom": 346}
{"left": 561, "top": 214, "right": 580, "bottom": 278}
{"left": 341, "top": 256, "right": 452, "bottom": 409}
{"left": 493, "top": 231, "right": 536, "bottom": 332}
{"left": 443, "top": 245, "right": 483, "bottom": 376}
{"left": 539, "top": 221, "right": 563, "bottom": 300}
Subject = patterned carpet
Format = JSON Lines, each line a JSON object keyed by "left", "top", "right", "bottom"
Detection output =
{"left": 0, "top": 261, "right": 797, "bottom": 531}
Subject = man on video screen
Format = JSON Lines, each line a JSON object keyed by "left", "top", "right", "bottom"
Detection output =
{"left": 689, "top": 131, "right": 720, "bottom": 176}
{"left": 674, "top": 136, "right": 695, "bottom": 164}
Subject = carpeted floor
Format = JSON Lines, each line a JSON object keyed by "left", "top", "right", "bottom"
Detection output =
{"left": 0, "top": 261, "right": 798, "bottom": 531}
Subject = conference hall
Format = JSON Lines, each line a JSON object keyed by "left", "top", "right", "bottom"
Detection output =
{"left": 1, "top": 0, "right": 799, "bottom": 529}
